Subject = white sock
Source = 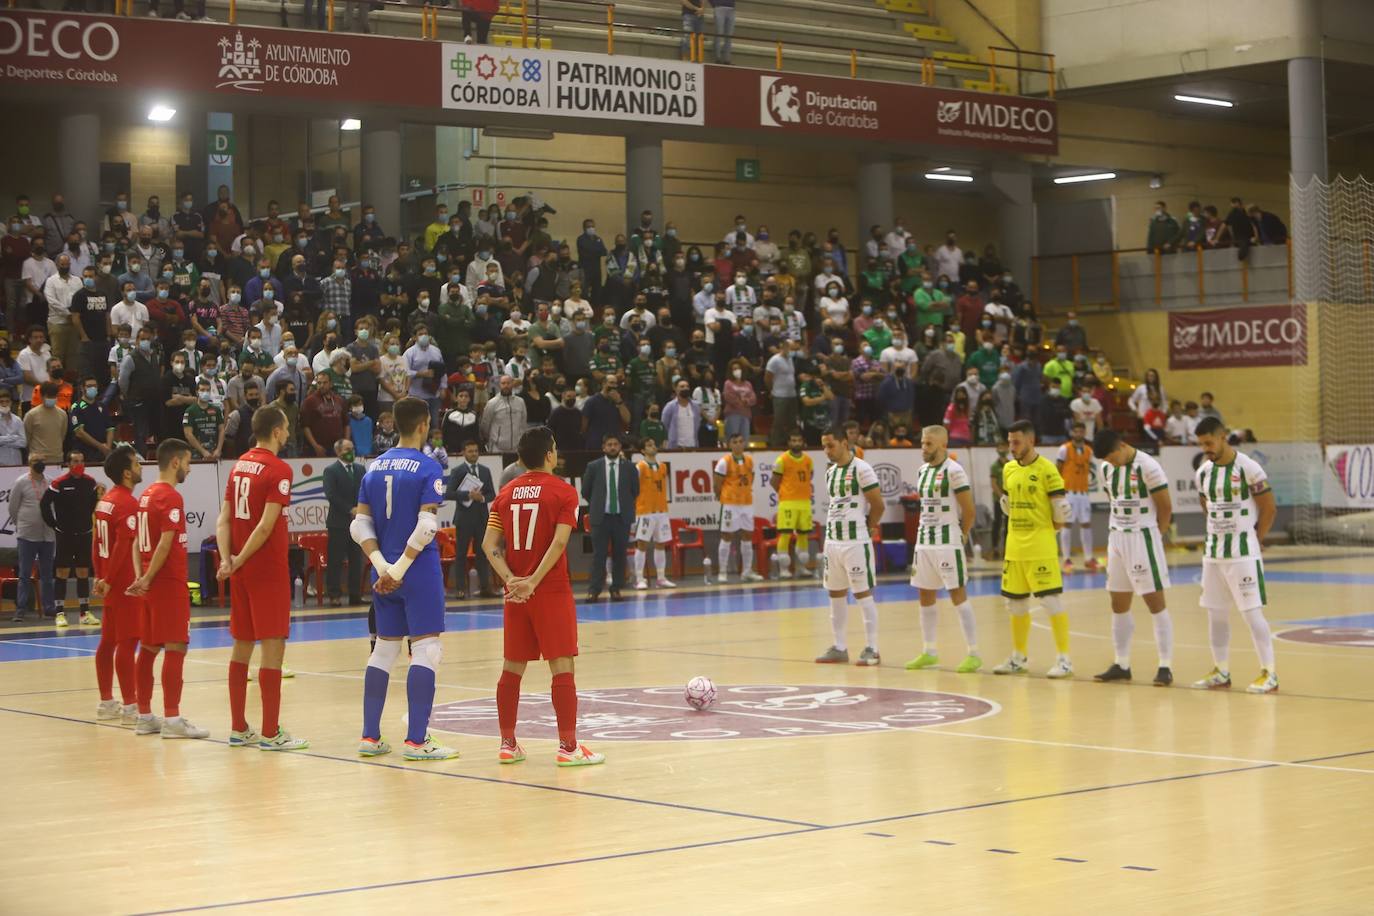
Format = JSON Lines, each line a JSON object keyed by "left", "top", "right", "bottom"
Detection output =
{"left": 633, "top": 549, "right": 647, "bottom": 581}
{"left": 857, "top": 595, "right": 879, "bottom": 649}
{"left": 1081, "top": 525, "right": 1094, "bottom": 561}
{"left": 1111, "top": 612, "right": 1134, "bottom": 668}
{"left": 919, "top": 603, "right": 939, "bottom": 654}
{"left": 1059, "top": 527, "right": 1071, "bottom": 559}
{"left": 653, "top": 547, "right": 668, "bottom": 580}
{"left": 1152, "top": 609, "right": 1173, "bottom": 667}
{"left": 1208, "top": 605, "right": 1231, "bottom": 671}
{"left": 740, "top": 541, "right": 755, "bottom": 574}
{"left": 954, "top": 601, "right": 978, "bottom": 654}
{"left": 1241, "top": 607, "right": 1275, "bottom": 671}
{"left": 829, "top": 596, "right": 849, "bottom": 651}
{"left": 718, "top": 540, "right": 732, "bottom": 575}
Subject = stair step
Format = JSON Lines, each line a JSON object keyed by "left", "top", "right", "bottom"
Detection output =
{"left": 490, "top": 33, "right": 553, "bottom": 49}
{"left": 903, "top": 22, "right": 955, "bottom": 42}
{"left": 961, "top": 77, "right": 1012, "bottom": 93}
{"left": 876, "top": 0, "right": 926, "bottom": 13}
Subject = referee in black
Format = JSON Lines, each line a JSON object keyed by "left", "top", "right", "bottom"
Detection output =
{"left": 40, "top": 450, "right": 101, "bottom": 628}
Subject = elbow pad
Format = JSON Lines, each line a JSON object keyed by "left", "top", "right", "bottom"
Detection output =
{"left": 1052, "top": 498, "right": 1071, "bottom": 525}
{"left": 407, "top": 511, "right": 440, "bottom": 553}
{"left": 349, "top": 514, "right": 377, "bottom": 547}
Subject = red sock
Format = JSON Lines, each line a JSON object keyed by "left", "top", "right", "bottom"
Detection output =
{"left": 550, "top": 671, "right": 577, "bottom": 750}
{"left": 136, "top": 648, "right": 158, "bottom": 715}
{"left": 114, "top": 639, "right": 139, "bottom": 705}
{"left": 496, "top": 670, "right": 522, "bottom": 743}
{"left": 259, "top": 668, "right": 282, "bottom": 739}
{"left": 95, "top": 633, "right": 115, "bottom": 701}
{"left": 228, "top": 660, "right": 250, "bottom": 732}
{"left": 161, "top": 650, "right": 185, "bottom": 718}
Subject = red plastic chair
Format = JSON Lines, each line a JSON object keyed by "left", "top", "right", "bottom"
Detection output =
{"left": 295, "top": 532, "right": 330, "bottom": 606}
{"left": 751, "top": 517, "right": 781, "bottom": 577}
{"left": 668, "top": 518, "right": 704, "bottom": 579}
{"left": 436, "top": 527, "right": 457, "bottom": 587}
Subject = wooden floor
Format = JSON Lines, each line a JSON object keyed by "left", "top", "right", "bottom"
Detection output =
{"left": 4, "top": 546, "right": 1373, "bottom": 914}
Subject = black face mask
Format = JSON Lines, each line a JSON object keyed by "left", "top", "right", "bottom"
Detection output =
{"left": 281, "top": 393, "right": 296, "bottom": 405}
{"left": 31, "top": 462, "right": 45, "bottom": 474}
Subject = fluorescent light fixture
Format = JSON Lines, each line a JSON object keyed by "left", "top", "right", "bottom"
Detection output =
{"left": 1053, "top": 171, "right": 1116, "bottom": 185}
{"left": 931, "top": 166, "right": 952, "bottom": 173}
{"left": 340, "top": 118, "right": 361, "bottom": 131}
{"left": 147, "top": 105, "right": 176, "bottom": 122}
{"left": 925, "top": 172, "right": 974, "bottom": 183}
{"left": 1174, "top": 94, "right": 1233, "bottom": 108}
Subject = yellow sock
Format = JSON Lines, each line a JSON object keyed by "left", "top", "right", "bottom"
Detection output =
{"left": 777, "top": 533, "right": 792, "bottom": 555}
{"left": 1011, "top": 612, "right": 1031, "bottom": 655}
{"left": 1049, "top": 612, "right": 1071, "bottom": 655}
{"left": 795, "top": 533, "right": 809, "bottom": 552}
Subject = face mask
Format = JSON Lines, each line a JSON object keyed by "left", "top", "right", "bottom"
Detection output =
{"left": 281, "top": 393, "right": 296, "bottom": 405}
{"left": 9, "top": 223, "right": 21, "bottom": 234}
{"left": 171, "top": 248, "right": 184, "bottom": 260}
{"left": 350, "top": 406, "right": 364, "bottom": 418}
{"left": 43, "top": 398, "right": 56, "bottom": 409}
{"left": 1003, "top": 275, "right": 1013, "bottom": 283}
{"left": 418, "top": 298, "right": 430, "bottom": 310}
{"left": 575, "top": 320, "right": 588, "bottom": 331}
{"left": 156, "top": 289, "right": 169, "bottom": 300}
{"left": 126, "top": 261, "right": 140, "bottom": 273}
{"left": 388, "top": 344, "right": 400, "bottom": 355}
{"left": 205, "top": 365, "right": 219, "bottom": 377}
{"left": 923, "top": 281, "right": 934, "bottom": 290}
{"left": 58, "top": 265, "right": 70, "bottom": 276}
{"left": 735, "top": 278, "right": 746, "bottom": 287}
{"left": 511, "top": 311, "right": 523, "bottom": 322}
{"left": 180, "top": 201, "right": 192, "bottom": 212}
{"left": 249, "top": 339, "right": 262, "bottom": 351}
{"left": 418, "top": 335, "right": 431, "bottom": 347}
{"left": 85, "top": 386, "right": 98, "bottom": 400}
{"left": 665, "top": 347, "right": 677, "bottom": 357}
{"left": 983, "top": 342, "right": 994, "bottom": 351}
{"left": 505, "top": 211, "right": 516, "bottom": 221}
{"left": 83, "top": 277, "right": 95, "bottom": 289}
{"left": 639, "top": 345, "right": 651, "bottom": 357}
{"left": 139, "top": 340, "right": 152, "bottom": 352}
{"left": 173, "top": 362, "right": 187, "bottom": 375}
{"left": 263, "top": 289, "right": 275, "bottom": 301}
{"left": 296, "top": 239, "right": 309, "bottom": 250}
{"left": 1057, "top": 351, "right": 1068, "bottom": 361}
{"left": 198, "top": 390, "right": 211, "bottom": 402}
{"left": 833, "top": 344, "right": 845, "bottom": 355}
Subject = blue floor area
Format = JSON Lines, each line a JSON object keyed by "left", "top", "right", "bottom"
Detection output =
{"left": 2, "top": 563, "right": 1371, "bottom": 663}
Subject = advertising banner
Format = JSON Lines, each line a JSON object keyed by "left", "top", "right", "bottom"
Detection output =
{"left": 441, "top": 44, "right": 703, "bottom": 125}
{"left": 1322, "top": 444, "right": 1374, "bottom": 509}
{"left": 1168, "top": 304, "right": 1307, "bottom": 369}
{"left": 705, "top": 67, "right": 1058, "bottom": 155}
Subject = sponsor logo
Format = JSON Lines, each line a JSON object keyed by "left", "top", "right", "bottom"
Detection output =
{"left": 1240, "top": 575, "right": 1255, "bottom": 585}
{"left": 432, "top": 477, "right": 445, "bottom": 497}
{"left": 215, "top": 30, "right": 262, "bottom": 91}
{"left": 168, "top": 508, "right": 181, "bottom": 523}
{"left": 0, "top": 15, "right": 119, "bottom": 61}
{"left": 431, "top": 684, "right": 999, "bottom": 741}
{"left": 936, "top": 100, "right": 962, "bottom": 123}
{"left": 214, "top": 29, "right": 350, "bottom": 94}
{"left": 759, "top": 74, "right": 879, "bottom": 131}
{"left": 760, "top": 76, "right": 802, "bottom": 126}
{"left": 1330, "top": 446, "right": 1374, "bottom": 501}
{"left": 277, "top": 478, "right": 291, "bottom": 496}
{"left": 872, "top": 462, "right": 902, "bottom": 498}
{"left": 934, "top": 98, "right": 1055, "bottom": 134}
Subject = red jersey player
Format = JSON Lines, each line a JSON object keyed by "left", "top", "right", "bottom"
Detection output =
{"left": 127, "top": 439, "right": 208, "bottom": 739}
{"left": 92, "top": 445, "right": 144, "bottom": 725}
{"left": 483, "top": 426, "right": 603, "bottom": 767}
{"left": 214, "top": 405, "right": 309, "bottom": 752}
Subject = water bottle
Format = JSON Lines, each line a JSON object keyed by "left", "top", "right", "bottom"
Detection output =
{"left": 973, "top": 542, "right": 983, "bottom": 562}
{"left": 468, "top": 568, "right": 478, "bottom": 595}
{"left": 702, "top": 556, "right": 713, "bottom": 586}
{"left": 293, "top": 576, "right": 304, "bottom": 608}
{"left": 770, "top": 552, "right": 781, "bottom": 580}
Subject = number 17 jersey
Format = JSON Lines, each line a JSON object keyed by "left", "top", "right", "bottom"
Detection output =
{"left": 489, "top": 471, "right": 579, "bottom": 594}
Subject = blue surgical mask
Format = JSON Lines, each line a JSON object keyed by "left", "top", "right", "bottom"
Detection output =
{"left": 157, "top": 289, "right": 169, "bottom": 300}
{"left": 85, "top": 386, "right": 98, "bottom": 399}
{"left": 259, "top": 268, "right": 270, "bottom": 279}
{"left": 82, "top": 277, "right": 95, "bottom": 289}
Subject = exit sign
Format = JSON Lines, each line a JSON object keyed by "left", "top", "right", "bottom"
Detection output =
{"left": 736, "top": 158, "right": 761, "bottom": 182}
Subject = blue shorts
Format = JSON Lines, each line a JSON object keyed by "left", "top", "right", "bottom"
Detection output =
{"left": 372, "top": 563, "right": 446, "bottom": 638}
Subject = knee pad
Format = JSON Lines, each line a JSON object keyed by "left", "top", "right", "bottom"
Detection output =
{"left": 1007, "top": 598, "right": 1031, "bottom": 617}
{"left": 1040, "top": 594, "right": 1063, "bottom": 615}
{"left": 410, "top": 636, "right": 442, "bottom": 672}
{"left": 367, "top": 637, "right": 403, "bottom": 673}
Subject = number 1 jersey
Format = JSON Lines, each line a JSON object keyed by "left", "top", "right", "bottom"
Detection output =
{"left": 359, "top": 448, "right": 446, "bottom": 569}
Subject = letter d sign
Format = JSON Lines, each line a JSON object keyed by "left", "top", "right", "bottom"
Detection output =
{"left": 207, "top": 130, "right": 236, "bottom": 155}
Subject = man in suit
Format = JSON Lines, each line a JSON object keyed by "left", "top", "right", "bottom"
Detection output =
{"left": 446, "top": 440, "right": 497, "bottom": 598}
{"left": 323, "top": 438, "right": 364, "bottom": 606}
{"left": 580, "top": 431, "right": 638, "bottom": 601}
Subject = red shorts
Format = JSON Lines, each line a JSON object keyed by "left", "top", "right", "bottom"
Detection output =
{"left": 100, "top": 594, "right": 144, "bottom": 643}
{"left": 229, "top": 574, "right": 291, "bottom": 642}
{"left": 503, "top": 587, "right": 578, "bottom": 662}
{"left": 141, "top": 585, "right": 190, "bottom": 646}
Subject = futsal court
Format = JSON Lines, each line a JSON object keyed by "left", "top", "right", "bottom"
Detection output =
{"left": 3, "top": 543, "right": 1371, "bottom": 914}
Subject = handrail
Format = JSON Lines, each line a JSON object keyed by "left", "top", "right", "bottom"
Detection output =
{"left": 958, "top": 0, "right": 1018, "bottom": 51}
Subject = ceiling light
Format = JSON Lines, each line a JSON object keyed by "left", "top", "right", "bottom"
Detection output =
{"left": 340, "top": 118, "right": 361, "bottom": 131}
{"left": 925, "top": 173, "right": 973, "bottom": 183}
{"left": 148, "top": 105, "right": 176, "bottom": 122}
{"left": 1053, "top": 172, "right": 1116, "bottom": 185}
{"left": 1173, "top": 94, "right": 1233, "bottom": 108}
{"left": 931, "top": 166, "right": 952, "bottom": 173}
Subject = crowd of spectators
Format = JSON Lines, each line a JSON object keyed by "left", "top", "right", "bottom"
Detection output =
{"left": 1146, "top": 196, "right": 1288, "bottom": 260}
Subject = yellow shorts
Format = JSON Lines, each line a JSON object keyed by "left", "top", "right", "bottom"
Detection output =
{"left": 1001, "top": 559, "right": 1063, "bottom": 598}
{"left": 776, "top": 500, "right": 812, "bottom": 533}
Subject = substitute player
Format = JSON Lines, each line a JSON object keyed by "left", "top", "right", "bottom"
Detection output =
{"left": 1056, "top": 421, "right": 1098, "bottom": 572}
{"left": 771, "top": 430, "right": 815, "bottom": 579}
{"left": 714, "top": 433, "right": 763, "bottom": 582}
{"left": 1193, "top": 418, "right": 1279, "bottom": 693}
{"left": 993, "top": 420, "right": 1074, "bottom": 678}
{"left": 1091, "top": 429, "right": 1175, "bottom": 685}
{"left": 484, "top": 426, "right": 604, "bottom": 767}
{"left": 215, "top": 405, "right": 309, "bottom": 751}
{"left": 41, "top": 450, "right": 100, "bottom": 627}
{"left": 127, "top": 439, "right": 208, "bottom": 739}
{"left": 905, "top": 426, "right": 980, "bottom": 673}
{"left": 351, "top": 396, "right": 458, "bottom": 760}
{"left": 814, "top": 428, "right": 886, "bottom": 666}
{"left": 92, "top": 445, "right": 143, "bottom": 724}
{"left": 632, "top": 438, "right": 676, "bottom": 590}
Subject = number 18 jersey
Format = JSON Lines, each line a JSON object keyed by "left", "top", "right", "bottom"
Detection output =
{"left": 224, "top": 446, "right": 293, "bottom": 584}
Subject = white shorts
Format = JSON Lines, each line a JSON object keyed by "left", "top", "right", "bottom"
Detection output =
{"left": 1105, "top": 528, "right": 1170, "bottom": 596}
{"left": 823, "top": 540, "right": 878, "bottom": 594}
{"left": 634, "top": 512, "right": 672, "bottom": 544}
{"left": 909, "top": 548, "right": 967, "bottom": 592}
{"left": 1200, "top": 557, "right": 1267, "bottom": 612}
{"left": 718, "top": 505, "right": 754, "bottom": 535}
{"left": 1066, "top": 493, "right": 1092, "bottom": 524}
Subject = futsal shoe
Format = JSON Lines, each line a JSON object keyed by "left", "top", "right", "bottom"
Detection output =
{"left": 856, "top": 646, "right": 881, "bottom": 666}
{"left": 1061, "top": 560, "right": 1074, "bottom": 574}
{"left": 1246, "top": 670, "right": 1279, "bottom": 694}
{"left": 1094, "top": 663, "right": 1132, "bottom": 682}
{"left": 358, "top": 737, "right": 391, "bottom": 757}
{"left": 96, "top": 698, "right": 122, "bottom": 720}
{"left": 499, "top": 742, "right": 526, "bottom": 764}
{"left": 741, "top": 570, "right": 765, "bottom": 582}
{"left": 119, "top": 704, "right": 139, "bottom": 725}
{"left": 228, "top": 726, "right": 259, "bottom": 747}
{"left": 654, "top": 578, "right": 677, "bottom": 589}
{"left": 1153, "top": 666, "right": 1174, "bottom": 687}
{"left": 956, "top": 654, "right": 982, "bottom": 673}
{"left": 133, "top": 714, "right": 164, "bottom": 735}
{"left": 992, "top": 654, "right": 1029, "bottom": 675}
{"left": 80, "top": 611, "right": 99, "bottom": 626}
{"left": 1046, "top": 658, "right": 1074, "bottom": 679}
{"left": 1192, "top": 667, "right": 1232, "bottom": 689}
{"left": 815, "top": 646, "right": 849, "bottom": 664}
{"left": 905, "top": 652, "right": 939, "bottom": 670}
{"left": 403, "top": 737, "right": 459, "bottom": 760}
{"left": 1085, "top": 558, "right": 1102, "bottom": 572}
{"left": 161, "top": 716, "right": 210, "bottom": 739}
{"left": 55, "top": 612, "right": 69, "bottom": 628}
{"left": 634, "top": 579, "right": 649, "bottom": 590}
{"left": 259, "top": 728, "right": 310, "bottom": 751}
{"left": 247, "top": 668, "right": 295, "bottom": 681}
{"left": 556, "top": 744, "right": 605, "bottom": 767}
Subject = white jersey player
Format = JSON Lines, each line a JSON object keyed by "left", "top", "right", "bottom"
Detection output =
{"left": 814, "top": 429, "right": 886, "bottom": 667}
{"left": 1192, "top": 420, "right": 1278, "bottom": 693}
{"left": 1091, "top": 429, "right": 1175, "bottom": 686}
{"left": 905, "top": 426, "right": 980, "bottom": 673}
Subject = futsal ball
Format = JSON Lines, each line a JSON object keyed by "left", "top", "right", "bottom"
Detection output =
{"left": 685, "top": 676, "right": 717, "bottom": 710}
